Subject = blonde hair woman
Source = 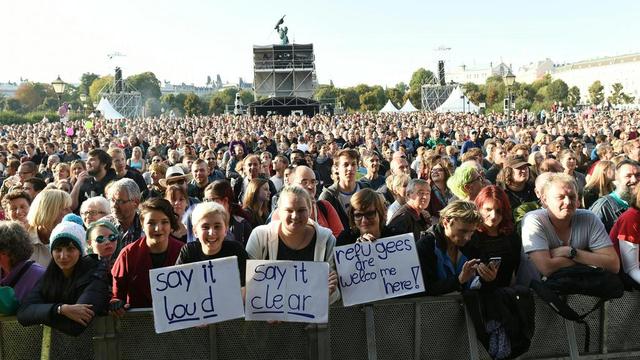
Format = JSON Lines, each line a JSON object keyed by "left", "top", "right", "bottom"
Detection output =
{"left": 245, "top": 185, "right": 340, "bottom": 304}
{"left": 583, "top": 160, "right": 615, "bottom": 208}
{"left": 26, "top": 189, "right": 72, "bottom": 266}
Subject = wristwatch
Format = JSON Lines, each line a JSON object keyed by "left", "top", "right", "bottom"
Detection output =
{"left": 568, "top": 247, "right": 577, "bottom": 260}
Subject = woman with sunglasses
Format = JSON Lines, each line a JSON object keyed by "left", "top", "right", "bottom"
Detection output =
{"left": 337, "top": 188, "right": 399, "bottom": 246}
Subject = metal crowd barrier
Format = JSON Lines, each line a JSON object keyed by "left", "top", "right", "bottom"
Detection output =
{"left": 2, "top": 291, "right": 640, "bottom": 360}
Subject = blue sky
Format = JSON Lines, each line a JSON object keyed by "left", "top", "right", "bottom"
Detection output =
{"left": 2, "top": 0, "right": 639, "bottom": 87}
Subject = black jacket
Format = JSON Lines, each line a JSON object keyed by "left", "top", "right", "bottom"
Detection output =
{"left": 387, "top": 204, "right": 431, "bottom": 242}
{"left": 318, "top": 181, "right": 370, "bottom": 230}
{"left": 17, "top": 256, "right": 110, "bottom": 336}
{"left": 415, "top": 224, "right": 464, "bottom": 296}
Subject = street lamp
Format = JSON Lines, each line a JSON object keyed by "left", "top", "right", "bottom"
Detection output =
{"left": 503, "top": 71, "right": 516, "bottom": 122}
{"left": 52, "top": 75, "right": 66, "bottom": 106}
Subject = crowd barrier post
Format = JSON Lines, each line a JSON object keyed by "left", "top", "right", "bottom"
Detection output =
{"left": 463, "top": 304, "right": 480, "bottom": 360}
{"left": 413, "top": 302, "right": 421, "bottom": 360}
{"left": 364, "top": 305, "right": 377, "bottom": 360}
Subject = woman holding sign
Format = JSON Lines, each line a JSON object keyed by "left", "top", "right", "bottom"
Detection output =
{"left": 110, "top": 198, "right": 184, "bottom": 311}
{"left": 336, "top": 188, "right": 399, "bottom": 246}
{"left": 176, "top": 202, "right": 248, "bottom": 287}
{"left": 245, "top": 185, "right": 340, "bottom": 304}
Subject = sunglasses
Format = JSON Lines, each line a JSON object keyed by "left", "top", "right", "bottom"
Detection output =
{"left": 94, "top": 234, "right": 118, "bottom": 244}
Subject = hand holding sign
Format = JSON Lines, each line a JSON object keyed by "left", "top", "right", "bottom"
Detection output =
{"left": 149, "top": 256, "right": 244, "bottom": 333}
{"left": 245, "top": 260, "right": 329, "bottom": 323}
{"left": 334, "top": 233, "right": 425, "bottom": 306}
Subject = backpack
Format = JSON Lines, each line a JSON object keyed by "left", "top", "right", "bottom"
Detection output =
{"left": 529, "top": 264, "right": 624, "bottom": 352}
{"left": 463, "top": 285, "right": 535, "bottom": 359}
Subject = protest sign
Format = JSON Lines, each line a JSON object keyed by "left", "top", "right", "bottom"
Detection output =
{"left": 245, "top": 260, "right": 329, "bottom": 323}
{"left": 149, "top": 256, "right": 244, "bottom": 334}
{"left": 334, "top": 233, "right": 424, "bottom": 306}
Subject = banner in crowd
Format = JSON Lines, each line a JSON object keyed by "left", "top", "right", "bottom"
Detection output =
{"left": 149, "top": 256, "right": 244, "bottom": 333}
{"left": 245, "top": 260, "right": 329, "bottom": 323}
{"left": 334, "top": 233, "right": 424, "bottom": 306}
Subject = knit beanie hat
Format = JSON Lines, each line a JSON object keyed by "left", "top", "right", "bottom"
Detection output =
{"left": 50, "top": 221, "right": 86, "bottom": 255}
{"left": 62, "top": 213, "right": 84, "bottom": 227}
{"left": 86, "top": 219, "right": 120, "bottom": 241}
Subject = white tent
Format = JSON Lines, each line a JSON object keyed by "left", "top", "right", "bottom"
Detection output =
{"left": 399, "top": 99, "right": 418, "bottom": 112}
{"left": 96, "top": 98, "right": 125, "bottom": 120}
{"left": 379, "top": 100, "right": 400, "bottom": 113}
{"left": 435, "top": 87, "right": 480, "bottom": 113}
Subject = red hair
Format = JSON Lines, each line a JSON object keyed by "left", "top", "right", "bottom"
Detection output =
{"left": 474, "top": 185, "right": 514, "bottom": 235}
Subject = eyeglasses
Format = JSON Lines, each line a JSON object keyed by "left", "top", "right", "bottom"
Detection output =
{"left": 206, "top": 158, "right": 215, "bottom": 161}
{"left": 94, "top": 234, "right": 118, "bottom": 244}
{"left": 467, "top": 176, "right": 482, "bottom": 185}
{"left": 110, "top": 198, "right": 132, "bottom": 206}
{"left": 353, "top": 210, "right": 378, "bottom": 221}
{"left": 152, "top": 159, "right": 162, "bottom": 163}
{"left": 298, "top": 179, "right": 318, "bottom": 187}
{"left": 81, "top": 210, "right": 107, "bottom": 217}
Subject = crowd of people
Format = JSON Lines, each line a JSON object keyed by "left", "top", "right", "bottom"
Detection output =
{"left": 0, "top": 108, "right": 638, "bottom": 354}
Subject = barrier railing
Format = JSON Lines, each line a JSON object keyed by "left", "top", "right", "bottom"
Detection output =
{"left": 2, "top": 291, "right": 640, "bottom": 360}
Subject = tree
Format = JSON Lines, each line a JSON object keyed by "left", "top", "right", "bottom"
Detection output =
{"left": 206, "top": 75, "right": 212, "bottom": 87}
{"left": 462, "top": 83, "right": 484, "bottom": 105}
{"left": 547, "top": 79, "right": 569, "bottom": 102}
{"left": 89, "top": 76, "right": 114, "bottom": 103}
{"left": 79, "top": 73, "right": 99, "bottom": 95}
{"left": 314, "top": 84, "right": 340, "bottom": 101}
{"left": 395, "top": 82, "right": 408, "bottom": 94}
{"left": 3, "top": 98, "right": 22, "bottom": 112}
{"left": 409, "top": 68, "right": 436, "bottom": 92}
{"left": 14, "top": 82, "right": 53, "bottom": 112}
{"left": 608, "top": 83, "right": 635, "bottom": 105}
{"left": 338, "top": 87, "right": 360, "bottom": 112}
{"left": 359, "top": 91, "right": 379, "bottom": 111}
{"left": 588, "top": 81, "right": 605, "bottom": 105}
{"left": 183, "top": 93, "right": 202, "bottom": 116}
{"left": 145, "top": 98, "right": 161, "bottom": 117}
{"left": 385, "top": 88, "right": 403, "bottom": 109}
{"left": 126, "top": 72, "right": 161, "bottom": 100}
{"left": 567, "top": 86, "right": 580, "bottom": 107}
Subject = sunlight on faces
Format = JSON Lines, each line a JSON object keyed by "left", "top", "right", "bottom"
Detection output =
{"left": 479, "top": 199, "right": 502, "bottom": 230}
{"left": 278, "top": 193, "right": 310, "bottom": 235}
{"left": 195, "top": 213, "right": 228, "bottom": 256}
{"left": 338, "top": 156, "right": 358, "bottom": 183}
{"left": 90, "top": 226, "right": 117, "bottom": 259}
{"left": 353, "top": 205, "right": 379, "bottom": 236}
{"left": 142, "top": 210, "right": 172, "bottom": 247}
{"left": 7, "top": 198, "right": 29, "bottom": 224}
{"left": 543, "top": 183, "right": 577, "bottom": 221}
{"left": 407, "top": 184, "right": 431, "bottom": 211}
{"left": 442, "top": 218, "right": 477, "bottom": 247}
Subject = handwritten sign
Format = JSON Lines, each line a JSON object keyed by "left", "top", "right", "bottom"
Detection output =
{"left": 149, "top": 257, "right": 244, "bottom": 333}
{"left": 334, "top": 233, "right": 424, "bottom": 306}
{"left": 245, "top": 260, "right": 328, "bottom": 323}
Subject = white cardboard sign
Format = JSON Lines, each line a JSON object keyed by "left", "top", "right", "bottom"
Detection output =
{"left": 149, "top": 256, "right": 244, "bottom": 333}
{"left": 245, "top": 260, "right": 329, "bottom": 323}
{"left": 334, "top": 233, "right": 424, "bottom": 306}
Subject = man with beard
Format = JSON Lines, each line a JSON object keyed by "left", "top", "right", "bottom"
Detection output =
{"left": 108, "top": 148, "right": 148, "bottom": 199}
{"left": 589, "top": 160, "right": 640, "bottom": 233}
{"left": 522, "top": 173, "right": 619, "bottom": 280}
{"left": 71, "top": 150, "right": 118, "bottom": 211}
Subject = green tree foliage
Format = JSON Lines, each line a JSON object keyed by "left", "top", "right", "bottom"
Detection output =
{"left": 183, "top": 93, "right": 202, "bottom": 116}
{"left": 89, "top": 76, "right": 114, "bottom": 103}
{"left": 462, "top": 83, "right": 485, "bottom": 105}
{"left": 608, "top": 83, "right": 635, "bottom": 105}
{"left": 314, "top": 84, "right": 340, "bottom": 101}
{"left": 79, "top": 73, "right": 99, "bottom": 95}
{"left": 359, "top": 91, "right": 379, "bottom": 111}
{"left": 126, "top": 72, "right": 161, "bottom": 100}
{"left": 395, "top": 82, "right": 408, "bottom": 94}
{"left": 14, "top": 83, "right": 52, "bottom": 112}
{"left": 3, "top": 98, "right": 22, "bottom": 112}
{"left": 385, "top": 88, "right": 403, "bottom": 109}
{"left": 338, "top": 88, "right": 360, "bottom": 112}
{"left": 547, "top": 79, "right": 569, "bottom": 102}
{"left": 588, "top": 81, "right": 604, "bottom": 105}
{"left": 567, "top": 86, "right": 580, "bottom": 107}
{"left": 145, "top": 98, "right": 161, "bottom": 117}
{"left": 208, "top": 88, "right": 239, "bottom": 115}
